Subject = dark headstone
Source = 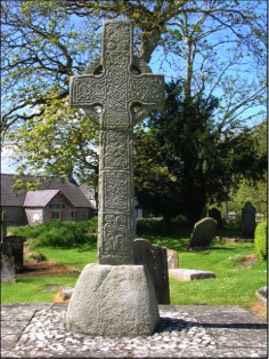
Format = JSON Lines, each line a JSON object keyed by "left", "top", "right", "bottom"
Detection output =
{"left": 208, "top": 207, "right": 222, "bottom": 227}
{"left": 188, "top": 217, "right": 218, "bottom": 250}
{"left": 133, "top": 238, "right": 170, "bottom": 304}
{"left": 1, "top": 210, "right": 7, "bottom": 241}
{"left": 241, "top": 202, "right": 256, "bottom": 238}
{"left": 1, "top": 236, "right": 24, "bottom": 271}
{"left": 1, "top": 254, "right": 16, "bottom": 282}
{"left": 167, "top": 249, "right": 179, "bottom": 269}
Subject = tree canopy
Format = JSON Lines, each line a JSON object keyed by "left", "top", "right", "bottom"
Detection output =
{"left": 1, "top": 0, "right": 267, "bottom": 215}
{"left": 134, "top": 80, "right": 266, "bottom": 223}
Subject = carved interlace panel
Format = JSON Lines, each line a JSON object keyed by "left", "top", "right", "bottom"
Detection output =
{"left": 70, "top": 20, "right": 164, "bottom": 264}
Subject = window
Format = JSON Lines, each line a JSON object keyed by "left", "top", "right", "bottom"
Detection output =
{"left": 50, "top": 211, "right": 64, "bottom": 221}
{"left": 52, "top": 212, "right": 60, "bottom": 220}
{"left": 71, "top": 211, "right": 79, "bottom": 221}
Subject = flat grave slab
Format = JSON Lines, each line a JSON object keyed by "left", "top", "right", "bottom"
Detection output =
{"left": 169, "top": 268, "right": 216, "bottom": 281}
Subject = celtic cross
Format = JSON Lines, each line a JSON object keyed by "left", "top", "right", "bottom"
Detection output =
{"left": 70, "top": 20, "right": 164, "bottom": 265}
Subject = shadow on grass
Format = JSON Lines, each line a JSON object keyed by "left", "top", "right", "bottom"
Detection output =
{"left": 136, "top": 218, "right": 243, "bottom": 252}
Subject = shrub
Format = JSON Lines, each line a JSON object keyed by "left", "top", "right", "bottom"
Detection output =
{"left": 28, "top": 252, "right": 47, "bottom": 261}
{"left": 8, "top": 218, "right": 98, "bottom": 249}
{"left": 254, "top": 220, "right": 268, "bottom": 261}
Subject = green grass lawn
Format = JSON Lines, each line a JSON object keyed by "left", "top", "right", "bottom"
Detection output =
{"left": 1, "top": 220, "right": 267, "bottom": 311}
{"left": 170, "top": 242, "right": 267, "bottom": 307}
{"left": 1, "top": 275, "right": 78, "bottom": 303}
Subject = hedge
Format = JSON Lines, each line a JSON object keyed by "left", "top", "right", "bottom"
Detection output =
{"left": 254, "top": 219, "right": 267, "bottom": 261}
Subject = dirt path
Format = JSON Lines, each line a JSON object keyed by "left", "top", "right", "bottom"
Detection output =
{"left": 17, "top": 260, "right": 80, "bottom": 277}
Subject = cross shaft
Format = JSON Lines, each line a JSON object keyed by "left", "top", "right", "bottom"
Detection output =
{"left": 70, "top": 20, "right": 164, "bottom": 264}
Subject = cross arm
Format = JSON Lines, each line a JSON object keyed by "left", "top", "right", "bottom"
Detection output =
{"left": 70, "top": 74, "right": 106, "bottom": 124}
{"left": 129, "top": 74, "right": 165, "bottom": 125}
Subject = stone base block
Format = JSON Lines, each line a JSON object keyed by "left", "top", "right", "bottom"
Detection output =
{"left": 66, "top": 264, "right": 159, "bottom": 337}
{"left": 169, "top": 268, "right": 216, "bottom": 281}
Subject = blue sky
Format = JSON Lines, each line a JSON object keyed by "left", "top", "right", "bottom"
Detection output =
{"left": 2, "top": 2, "right": 267, "bottom": 174}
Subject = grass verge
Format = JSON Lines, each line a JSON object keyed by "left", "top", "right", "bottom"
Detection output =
{"left": 2, "top": 219, "right": 267, "bottom": 317}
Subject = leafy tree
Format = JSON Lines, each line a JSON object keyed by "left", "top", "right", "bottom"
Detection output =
{"left": 1, "top": 0, "right": 266, "bottom": 190}
{"left": 135, "top": 80, "right": 219, "bottom": 223}
{"left": 135, "top": 80, "right": 266, "bottom": 223}
{"left": 134, "top": 123, "right": 182, "bottom": 222}
{"left": 227, "top": 120, "right": 267, "bottom": 216}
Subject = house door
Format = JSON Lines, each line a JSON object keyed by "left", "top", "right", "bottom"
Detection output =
{"left": 50, "top": 211, "right": 64, "bottom": 221}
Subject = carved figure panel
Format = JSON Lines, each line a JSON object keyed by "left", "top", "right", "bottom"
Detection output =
{"left": 104, "top": 22, "right": 131, "bottom": 65}
{"left": 104, "top": 172, "right": 129, "bottom": 211}
{"left": 103, "top": 214, "right": 131, "bottom": 255}
{"left": 104, "top": 132, "right": 131, "bottom": 169}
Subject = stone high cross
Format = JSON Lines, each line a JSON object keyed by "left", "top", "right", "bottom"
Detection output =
{"left": 70, "top": 20, "right": 164, "bottom": 265}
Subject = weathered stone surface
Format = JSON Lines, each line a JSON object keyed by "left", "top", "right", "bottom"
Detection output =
{"left": 66, "top": 264, "right": 159, "bottom": 337}
{"left": 70, "top": 20, "right": 164, "bottom": 265}
{"left": 241, "top": 201, "right": 256, "bottom": 238}
{"left": 62, "top": 287, "right": 74, "bottom": 301}
{"left": 1, "top": 236, "right": 24, "bottom": 271}
{"left": 208, "top": 207, "right": 222, "bottom": 227}
{"left": 188, "top": 217, "right": 218, "bottom": 250}
{"left": 169, "top": 268, "right": 216, "bottom": 281}
{"left": 133, "top": 238, "right": 170, "bottom": 304}
{"left": 256, "top": 286, "right": 267, "bottom": 307}
{"left": 216, "top": 237, "right": 240, "bottom": 244}
{"left": 167, "top": 248, "right": 179, "bottom": 269}
{"left": 67, "top": 19, "right": 165, "bottom": 337}
{"left": 2, "top": 304, "right": 267, "bottom": 358}
{"left": 1, "top": 254, "right": 16, "bottom": 282}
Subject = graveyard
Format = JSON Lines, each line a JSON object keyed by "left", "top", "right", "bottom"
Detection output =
{"left": 1, "top": 4, "right": 267, "bottom": 357}
{"left": 1, "top": 217, "right": 267, "bottom": 357}
{"left": 2, "top": 217, "right": 267, "bottom": 316}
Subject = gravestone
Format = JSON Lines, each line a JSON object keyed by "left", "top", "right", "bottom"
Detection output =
{"left": 241, "top": 202, "right": 256, "bottom": 238}
{"left": 228, "top": 211, "right": 237, "bottom": 220}
{"left": 133, "top": 238, "right": 170, "bottom": 304}
{"left": 1, "top": 255, "right": 16, "bottom": 283}
{"left": 188, "top": 217, "right": 218, "bottom": 250}
{"left": 1, "top": 210, "right": 7, "bottom": 241}
{"left": 169, "top": 268, "right": 216, "bottom": 281}
{"left": 1, "top": 236, "right": 24, "bottom": 271}
{"left": 255, "top": 213, "right": 264, "bottom": 223}
{"left": 66, "top": 20, "right": 164, "bottom": 337}
{"left": 208, "top": 207, "right": 222, "bottom": 227}
{"left": 167, "top": 248, "right": 179, "bottom": 269}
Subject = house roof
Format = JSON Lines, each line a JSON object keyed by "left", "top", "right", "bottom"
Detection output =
{"left": 1, "top": 174, "right": 93, "bottom": 208}
{"left": 24, "top": 190, "right": 75, "bottom": 208}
